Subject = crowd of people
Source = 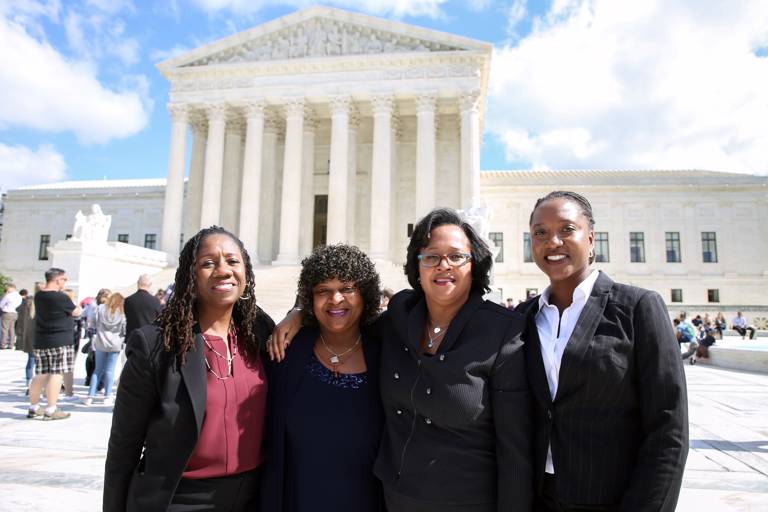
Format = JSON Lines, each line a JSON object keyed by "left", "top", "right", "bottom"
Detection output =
{"left": 0, "top": 189, "right": 762, "bottom": 511}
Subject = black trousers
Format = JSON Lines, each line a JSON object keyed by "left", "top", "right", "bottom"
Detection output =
{"left": 169, "top": 468, "right": 260, "bottom": 512}
{"left": 536, "top": 474, "right": 619, "bottom": 512}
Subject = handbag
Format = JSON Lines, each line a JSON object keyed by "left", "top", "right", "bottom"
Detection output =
{"left": 81, "top": 340, "right": 92, "bottom": 354}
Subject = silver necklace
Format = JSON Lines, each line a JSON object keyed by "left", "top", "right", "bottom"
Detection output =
{"left": 427, "top": 321, "right": 448, "bottom": 349}
{"left": 320, "top": 333, "right": 361, "bottom": 377}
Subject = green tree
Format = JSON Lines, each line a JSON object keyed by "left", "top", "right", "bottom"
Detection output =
{"left": 0, "top": 273, "right": 12, "bottom": 296}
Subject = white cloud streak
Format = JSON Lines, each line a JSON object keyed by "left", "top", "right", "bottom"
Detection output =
{"left": 487, "top": 0, "right": 768, "bottom": 174}
{"left": 189, "top": 0, "right": 449, "bottom": 18}
{"left": 0, "top": 15, "right": 148, "bottom": 144}
{"left": 0, "top": 143, "right": 67, "bottom": 191}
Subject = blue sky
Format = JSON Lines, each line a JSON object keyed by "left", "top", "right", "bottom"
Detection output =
{"left": 1, "top": 0, "right": 767, "bottom": 192}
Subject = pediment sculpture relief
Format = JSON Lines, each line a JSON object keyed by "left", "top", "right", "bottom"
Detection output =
{"left": 184, "top": 18, "right": 462, "bottom": 67}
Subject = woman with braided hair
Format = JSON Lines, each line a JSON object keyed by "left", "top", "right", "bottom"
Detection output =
{"left": 104, "top": 226, "right": 274, "bottom": 512}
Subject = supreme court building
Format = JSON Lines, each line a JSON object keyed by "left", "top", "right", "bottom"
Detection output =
{"left": 2, "top": 6, "right": 767, "bottom": 312}
{"left": 156, "top": 6, "right": 489, "bottom": 265}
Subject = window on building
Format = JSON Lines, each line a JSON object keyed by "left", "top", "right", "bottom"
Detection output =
{"left": 707, "top": 289, "right": 720, "bottom": 303}
{"left": 629, "top": 232, "right": 645, "bottom": 263}
{"left": 670, "top": 288, "right": 683, "bottom": 303}
{"left": 594, "top": 232, "right": 610, "bottom": 262}
{"left": 144, "top": 234, "right": 157, "bottom": 249}
{"left": 65, "top": 234, "right": 72, "bottom": 240}
{"left": 701, "top": 232, "right": 718, "bottom": 263}
{"left": 489, "top": 232, "right": 504, "bottom": 263}
{"left": 407, "top": 223, "right": 414, "bottom": 238}
{"left": 38, "top": 234, "right": 50, "bottom": 260}
{"left": 665, "top": 232, "right": 681, "bottom": 262}
{"left": 523, "top": 232, "right": 532, "bottom": 262}
{"left": 117, "top": 234, "right": 129, "bottom": 243}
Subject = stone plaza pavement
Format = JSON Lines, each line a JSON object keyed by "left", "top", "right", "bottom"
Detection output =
{"left": 0, "top": 349, "right": 766, "bottom": 511}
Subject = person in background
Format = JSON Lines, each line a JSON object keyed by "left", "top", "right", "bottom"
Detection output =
{"left": 506, "top": 297, "right": 516, "bottom": 309}
{"left": 61, "top": 288, "right": 83, "bottom": 400}
{"left": 84, "top": 292, "right": 126, "bottom": 406}
{"left": 714, "top": 312, "right": 728, "bottom": 339}
{"left": 105, "top": 226, "right": 274, "bottom": 511}
{"left": 124, "top": 274, "right": 162, "bottom": 340}
{"left": 732, "top": 311, "right": 756, "bottom": 340}
{"left": 84, "top": 289, "right": 111, "bottom": 388}
{"left": 517, "top": 191, "right": 687, "bottom": 511}
{"left": 27, "top": 268, "right": 82, "bottom": 420}
{"left": 15, "top": 289, "right": 36, "bottom": 392}
{"left": 1, "top": 283, "right": 23, "bottom": 349}
{"left": 379, "top": 287, "right": 394, "bottom": 311}
{"left": 155, "top": 288, "right": 166, "bottom": 306}
{"left": 261, "top": 244, "right": 384, "bottom": 512}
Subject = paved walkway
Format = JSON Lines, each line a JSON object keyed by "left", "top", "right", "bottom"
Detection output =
{"left": 0, "top": 349, "right": 766, "bottom": 511}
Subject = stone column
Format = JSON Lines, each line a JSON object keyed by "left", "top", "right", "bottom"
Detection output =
{"left": 275, "top": 98, "right": 306, "bottom": 264}
{"left": 415, "top": 93, "right": 437, "bottom": 219}
{"left": 185, "top": 115, "right": 207, "bottom": 238}
{"left": 160, "top": 104, "right": 188, "bottom": 259}
{"left": 346, "top": 109, "right": 359, "bottom": 244}
{"left": 258, "top": 114, "right": 279, "bottom": 263}
{"left": 238, "top": 100, "right": 266, "bottom": 258}
{"left": 327, "top": 95, "right": 350, "bottom": 244}
{"left": 200, "top": 103, "right": 227, "bottom": 228}
{"left": 369, "top": 95, "right": 393, "bottom": 259}
{"left": 220, "top": 116, "right": 244, "bottom": 233}
{"left": 299, "top": 115, "right": 317, "bottom": 257}
{"left": 460, "top": 90, "right": 482, "bottom": 209}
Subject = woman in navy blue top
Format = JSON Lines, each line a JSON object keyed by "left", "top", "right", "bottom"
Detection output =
{"left": 261, "top": 244, "right": 385, "bottom": 512}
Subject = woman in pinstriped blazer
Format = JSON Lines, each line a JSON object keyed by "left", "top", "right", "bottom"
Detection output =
{"left": 516, "top": 191, "right": 688, "bottom": 512}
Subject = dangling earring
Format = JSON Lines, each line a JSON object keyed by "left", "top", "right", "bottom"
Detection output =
{"left": 239, "top": 284, "right": 251, "bottom": 301}
{"left": 588, "top": 249, "right": 595, "bottom": 259}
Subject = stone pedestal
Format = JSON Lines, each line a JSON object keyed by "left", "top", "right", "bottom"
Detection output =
{"left": 49, "top": 240, "right": 168, "bottom": 302}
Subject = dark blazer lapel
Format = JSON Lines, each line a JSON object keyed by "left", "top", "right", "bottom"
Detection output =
{"left": 406, "top": 294, "right": 428, "bottom": 353}
{"left": 180, "top": 331, "right": 207, "bottom": 434}
{"left": 556, "top": 272, "right": 612, "bottom": 400}
{"left": 522, "top": 304, "right": 553, "bottom": 406}
{"left": 438, "top": 293, "right": 484, "bottom": 353}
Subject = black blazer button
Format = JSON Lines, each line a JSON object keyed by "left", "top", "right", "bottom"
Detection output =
{"left": 426, "top": 387, "right": 432, "bottom": 395}
{"left": 424, "top": 417, "right": 432, "bottom": 425}
{"left": 393, "top": 372, "right": 400, "bottom": 380}
{"left": 547, "top": 409, "right": 553, "bottom": 420}
{"left": 396, "top": 409, "right": 403, "bottom": 415}
{"left": 439, "top": 354, "right": 445, "bottom": 361}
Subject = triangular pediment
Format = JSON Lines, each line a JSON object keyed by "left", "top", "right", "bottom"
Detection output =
{"left": 158, "top": 6, "right": 490, "bottom": 70}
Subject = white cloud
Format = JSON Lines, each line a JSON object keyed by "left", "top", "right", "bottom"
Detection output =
{"left": 150, "top": 44, "right": 193, "bottom": 62}
{"left": 0, "top": 143, "right": 67, "bottom": 191}
{"left": 487, "top": 0, "right": 768, "bottom": 174}
{"left": 0, "top": 15, "right": 149, "bottom": 144}
{"left": 189, "top": 0, "right": 449, "bottom": 18}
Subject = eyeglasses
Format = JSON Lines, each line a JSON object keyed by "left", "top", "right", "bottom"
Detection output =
{"left": 417, "top": 252, "right": 472, "bottom": 268}
{"left": 313, "top": 284, "right": 358, "bottom": 300}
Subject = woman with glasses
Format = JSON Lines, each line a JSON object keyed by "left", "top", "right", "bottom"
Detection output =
{"left": 270, "top": 208, "right": 532, "bottom": 511}
{"left": 260, "top": 244, "right": 384, "bottom": 512}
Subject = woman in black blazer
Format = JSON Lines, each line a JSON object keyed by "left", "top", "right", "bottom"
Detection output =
{"left": 104, "top": 226, "right": 274, "bottom": 512}
{"left": 517, "top": 191, "right": 688, "bottom": 511}
{"left": 270, "top": 208, "right": 533, "bottom": 511}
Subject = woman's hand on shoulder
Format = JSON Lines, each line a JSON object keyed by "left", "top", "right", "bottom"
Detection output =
{"left": 268, "top": 308, "right": 303, "bottom": 362}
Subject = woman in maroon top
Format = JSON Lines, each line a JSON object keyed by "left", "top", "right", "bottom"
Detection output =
{"left": 105, "top": 226, "right": 274, "bottom": 512}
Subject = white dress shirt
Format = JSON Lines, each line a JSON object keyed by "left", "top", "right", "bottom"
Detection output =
{"left": 0, "top": 290, "right": 22, "bottom": 313}
{"left": 535, "top": 269, "right": 600, "bottom": 474}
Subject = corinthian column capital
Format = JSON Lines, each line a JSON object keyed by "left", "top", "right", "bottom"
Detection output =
{"left": 329, "top": 95, "right": 351, "bottom": 116}
{"left": 415, "top": 92, "right": 437, "bottom": 114}
{"left": 243, "top": 100, "right": 267, "bottom": 119}
{"left": 283, "top": 97, "right": 306, "bottom": 118}
{"left": 370, "top": 95, "right": 394, "bottom": 116}
{"left": 459, "top": 89, "right": 482, "bottom": 113}
{"left": 167, "top": 103, "right": 189, "bottom": 123}
{"left": 204, "top": 102, "right": 228, "bottom": 122}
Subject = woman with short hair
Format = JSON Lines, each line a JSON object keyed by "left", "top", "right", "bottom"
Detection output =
{"left": 261, "top": 243, "right": 384, "bottom": 512}
{"left": 518, "top": 191, "right": 688, "bottom": 511}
